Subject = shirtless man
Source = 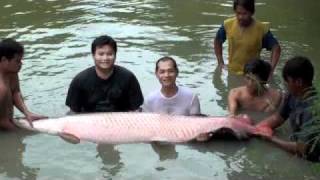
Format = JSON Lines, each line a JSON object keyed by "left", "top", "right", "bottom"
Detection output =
{"left": 0, "top": 38, "right": 46, "bottom": 130}
{"left": 228, "top": 58, "right": 282, "bottom": 116}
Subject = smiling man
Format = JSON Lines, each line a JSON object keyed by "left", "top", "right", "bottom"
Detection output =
{"left": 66, "top": 35, "right": 143, "bottom": 113}
{"left": 143, "top": 56, "right": 201, "bottom": 115}
{"left": 213, "top": 0, "right": 281, "bottom": 80}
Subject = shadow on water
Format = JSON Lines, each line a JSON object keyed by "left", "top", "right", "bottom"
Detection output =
{"left": 96, "top": 144, "right": 124, "bottom": 179}
{"left": 188, "top": 133, "right": 320, "bottom": 180}
{"left": 151, "top": 143, "right": 178, "bottom": 162}
{"left": 212, "top": 66, "right": 243, "bottom": 111}
{"left": 0, "top": 129, "right": 38, "bottom": 180}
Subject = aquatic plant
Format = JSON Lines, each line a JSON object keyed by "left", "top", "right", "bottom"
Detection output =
{"left": 294, "top": 87, "right": 320, "bottom": 159}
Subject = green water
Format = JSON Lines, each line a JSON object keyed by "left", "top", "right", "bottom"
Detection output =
{"left": 0, "top": 0, "right": 320, "bottom": 179}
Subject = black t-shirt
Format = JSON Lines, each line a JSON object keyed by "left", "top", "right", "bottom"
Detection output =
{"left": 66, "top": 65, "right": 144, "bottom": 112}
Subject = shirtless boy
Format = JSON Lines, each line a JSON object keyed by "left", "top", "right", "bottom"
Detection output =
{"left": 228, "top": 58, "right": 282, "bottom": 116}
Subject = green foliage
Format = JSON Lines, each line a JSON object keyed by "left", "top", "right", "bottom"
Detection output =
{"left": 295, "top": 87, "right": 320, "bottom": 158}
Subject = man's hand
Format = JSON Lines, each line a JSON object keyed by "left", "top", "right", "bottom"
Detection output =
{"left": 255, "top": 123, "right": 273, "bottom": 140}
{"left": 217, "top": 63, "right": 227, "bottom": 71}
{"left": 25, "top": 112, "right": 48, "bottom": 127}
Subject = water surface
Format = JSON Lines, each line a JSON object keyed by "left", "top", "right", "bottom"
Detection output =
{"left": 1, "top": 0, "right": 320, "bottom": 179}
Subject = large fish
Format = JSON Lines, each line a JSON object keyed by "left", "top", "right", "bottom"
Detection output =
{"left": 13, "top": 112, "right": 265, "bottom": 144}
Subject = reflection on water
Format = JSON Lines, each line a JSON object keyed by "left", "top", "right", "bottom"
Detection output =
{"left": 96, "top": 144, "right": 123, "bottom": 178}
{"left": 0, "top": 0, "right": 320, "bottom": 179}
{"left": 151, "top": 143, "right": 178, "bottom": 162}
{"left": 212, "top": 66, "right": 243, "bottom": 111}
{"left": 0, "top": 130, "right": 38, "bottom": 180}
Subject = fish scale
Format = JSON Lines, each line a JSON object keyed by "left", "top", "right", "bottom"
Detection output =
{"left": 14, "top": 112, "right": 262, "bottom": 144}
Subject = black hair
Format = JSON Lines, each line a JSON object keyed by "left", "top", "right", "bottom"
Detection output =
{"left": 91, "top": 35, "right": 117, "bottom": 55}
{"left": 0, "top": 38, "right": 24, "bottom": 61}
{"left": 244, "top": 58, "right": 271, "bottom": 82}
{"left": 282, "top": 56, "right": 314, "bottom": 86}
{"left": 155, "top": 56, "right": 179, "bottom": 74}
{"left": 233, "top": 0, "right": 255, "bottom": 14}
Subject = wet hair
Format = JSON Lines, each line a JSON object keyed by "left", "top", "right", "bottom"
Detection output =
{"left": 282, "top": 56, "right": 314, "bottom": 86}
{"left": 155, "top": 56, "right": 179, "bottom": 74}
{"left": 0, "top": 38, "right": 24, "bottom": 61}
{"left": 91, "top": 35, "right": 117, "bottom": 55}
{"left": 243, "top": 58, "right": 271, "bottom": 82}
{"left": 233, "top": 0, "right": 255, "bottom": 14}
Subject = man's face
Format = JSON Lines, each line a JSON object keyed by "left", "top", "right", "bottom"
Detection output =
{"left": 156, "top": 60, "right": 177, "bottom": 88}
{"left": 284, "top": 77, "right": 301, "bottom": 96}
{"left": 244, "top": 74, "right": 259, "bottom": 94}
{"left": 4, "top": 54, "right": 23, "bottom": 73}
{"left": 93, "top": 44, "right": 116, "bottom": 71}
{"left": 235, "top": 5, "right": 253, "bottom": 27}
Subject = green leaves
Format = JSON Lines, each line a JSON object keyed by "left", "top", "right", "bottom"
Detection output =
{"left": 294, "top": 87, "right": 320, "bottom": 158}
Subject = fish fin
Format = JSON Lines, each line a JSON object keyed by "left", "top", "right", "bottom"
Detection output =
{"left": 59, "top": 132, "right": 80, "bottom": 144}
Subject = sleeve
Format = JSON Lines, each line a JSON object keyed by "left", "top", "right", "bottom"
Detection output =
{"left": 215, "top": 24, "right": 226, "bottom": 43}
{"left": 127, "top": 74, "right": 144, "bottom": 111}
{"left": 279, "top": 94, "right": 291, "bottom": 120}
{"left": 190, "top": 94, "right": 201, "bottom": 115}
{"left": 262, "top": 30, "right": 279, "bottom": 51}
{"left": 65, "top": 77, "right": 83, "bottom": 112}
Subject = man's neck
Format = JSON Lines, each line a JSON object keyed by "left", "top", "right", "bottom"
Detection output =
{"left": 297, "top": 85, "right": 314, "bottom": 99}
{"left": 95, "top": 67, "right": 114, "bottom": 80}
{"left": 161, "top": 85, "right": 178, "bottom": 98}
{"left": 247, "top": 85, "right": 267, "bottom": 97}
{"left": 239, "top": 18, "right": 254, "bottom": 28}
{"left": 0, "top": 69, "right": 11, "bottom": 79}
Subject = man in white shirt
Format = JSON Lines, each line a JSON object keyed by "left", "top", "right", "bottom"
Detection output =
{"left": 143, "top": 56, "right": 201, "bottom": 116}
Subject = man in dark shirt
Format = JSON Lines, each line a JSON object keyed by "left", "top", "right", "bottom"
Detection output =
{"left": 257, "top": 56, "right": 319, "bottom": 161}
{"left": 66, "top": 35, "right": 143, "bottom": 113}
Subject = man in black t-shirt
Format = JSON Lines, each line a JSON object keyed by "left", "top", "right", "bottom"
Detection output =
{"left": 65, "top": 35, "right": 143, "bottom": 113}
{"left": 256, "top": 56, "right": 319, "bottom": 161}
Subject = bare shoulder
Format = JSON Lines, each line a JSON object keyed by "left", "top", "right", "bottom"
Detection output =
{"left": 229, "top": 86, "right": 248, "bottom": 103}
{"left": 230, "top": 86, "right": 246, "bottom": 96}
{"left": 267, "top": 88, "right": 282, "bottom": 100}
{"left": 0, "top": 76, "right": 9, "bottom": 92}
{"left": 8, "top": 74, "right": 19, "bottom": 90}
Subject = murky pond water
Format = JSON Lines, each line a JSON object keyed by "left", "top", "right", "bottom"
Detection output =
{"left": 1, "top": 0, "right": 320, "bottom": 179}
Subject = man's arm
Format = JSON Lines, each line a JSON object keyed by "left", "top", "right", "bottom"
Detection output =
{"left": 256, "top": 112, "right": 285, "bottom": 129}
{"left": 190, "top": 94, "right": 201, "bottom": 115}
{"left": 65, "top": 77, "right": 83, "bottom": 113}
{"left": 214, "top": 38, "right": 224, "bottom": 68}
{"left": 270, "top": 44, "right": 281, "bottom": 78}
{"left": 11, "top": 75, "right": 30, "bottom": 115}
{"left": 11, "top": 75, "right": 47, "bottom": 123}
{"left": 127, "top": 74, "right": 144, "bottom": 111}
{"left": 213, "top": 25, "right": 226, "bottom": 68}
{"left": 268, "top": 136, "right": 306, "bottom": 155}
{"left": 228, "top": 88, "right": 239, "bottom": 116}
{"left": 262, "top": 30, "right": 281, "bottom": 80}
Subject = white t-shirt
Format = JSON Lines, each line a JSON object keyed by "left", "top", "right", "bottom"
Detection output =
{"left": 143, "top": 86, "right": 201, "bottom": 115}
